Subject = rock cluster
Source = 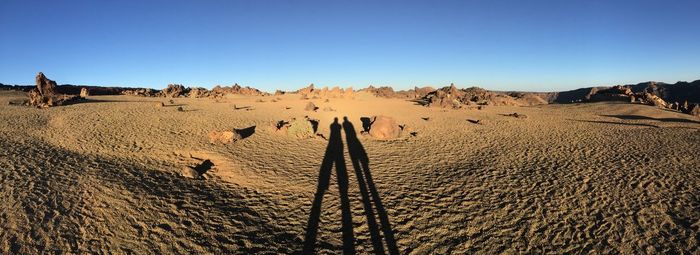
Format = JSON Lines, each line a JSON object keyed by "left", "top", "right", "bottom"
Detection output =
{"left": 122, "top": 88, "right": 157, "bottom": 96}
{"left": 419, "top": 84, "right": 545, "bottom": 108}
{"left": 296, "top": 84, "right": 355, "bottom": 99}
{"left": 122, "top": 83, "right": 268, "bottom": 98}
{"left": 159, "top": 84, "right": 187, "bottom": 98}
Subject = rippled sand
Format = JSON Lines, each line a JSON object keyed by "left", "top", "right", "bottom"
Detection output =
{"left": 1, "top": 90, "right": 698, "bottom": 254}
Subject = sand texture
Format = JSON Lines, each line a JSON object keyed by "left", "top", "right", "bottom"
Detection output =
{"left": 1, "top": 90, "right": 699, "bottom": 254}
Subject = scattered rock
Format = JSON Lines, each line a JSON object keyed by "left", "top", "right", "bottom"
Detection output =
{"left": 155, "top": 102, "right": 165, "bottom": 107}
{"left": 322, "top": 106, "right": 335, "bottom": 112}
{"left": 208, "top": 130, "right": 242, "bottom": 144}
{"left": 367, "top": 115, "right": 401, "bottom": 139}
{"left": 467, "top": 119, "right": 483, "bottom": 124}
{"left": 305, "top": 102, "right": 318, "bottom": 111}
{"left": 177, "top": 106, "right": 184, "bottom": 112}
{"left": 502, "top": 113, "right": 528, "bottom": 119}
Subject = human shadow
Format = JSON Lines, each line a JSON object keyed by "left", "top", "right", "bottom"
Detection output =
{"left": 343, "top": 117, "right": 399, "bottom": 255}
{"left": 303, "top": 117, "right": 355, "bottom": 254}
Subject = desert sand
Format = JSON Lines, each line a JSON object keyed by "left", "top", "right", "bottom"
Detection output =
{"left": 1, "top": 90, "right": 699, "bottom": 254}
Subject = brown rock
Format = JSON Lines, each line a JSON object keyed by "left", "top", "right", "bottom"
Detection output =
{"left": 155, "top": 102, "right": 165, "bottom": 107}
{"left": 368, "top": 115, "right": 401, "bottom": 139}
{"left": 35, "top": 72, "right": 56, "bottom": 96}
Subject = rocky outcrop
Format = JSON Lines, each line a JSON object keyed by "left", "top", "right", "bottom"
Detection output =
{"left": 209, "top": 84, "right": 268, "bottom": 98}
{"left": 159, "top": 84, "right": 187, "bottom": 98}
{"left": 419, "top": 84, "right": 545, "bottom": 108}
{"left": 35, "top": 72, "right": 56, "bottom": 96}
{"left": 122, "top": 88, "right": 157, "bottom": 97}
{"left": 27, "top": 72, "right": 80, "bottom": 108}
{"left": 589, "top": 85, "right": 634, "bottom": 102}
{"left": 296, "top": 84, "right": 355, "bottom": 99}
{"left": 188, "top": 87, "right": 209, "bottom": 98}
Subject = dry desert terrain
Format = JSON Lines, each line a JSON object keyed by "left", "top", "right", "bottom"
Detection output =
{"left": 1, "top": 90, "right": 699, "bottom": 254}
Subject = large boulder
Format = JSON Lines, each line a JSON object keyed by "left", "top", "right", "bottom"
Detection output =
{"left": 368, "top": 115, "right": 401, "bottom": 139}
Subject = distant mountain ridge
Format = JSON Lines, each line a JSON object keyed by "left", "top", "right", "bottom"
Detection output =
{"left": 2, "top": 79, "right": 699, "bottom": 104}
{"left": 544, "top": 80, "right": 700, "bottom": 104}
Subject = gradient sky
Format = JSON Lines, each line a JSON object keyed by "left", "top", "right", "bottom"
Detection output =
{"left": 1, "top": 0, "right": 699, "bottom": 91}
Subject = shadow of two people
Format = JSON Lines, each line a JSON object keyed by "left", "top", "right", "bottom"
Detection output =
{"left": 303, "top": 117, "right": 398, "bottom": 255}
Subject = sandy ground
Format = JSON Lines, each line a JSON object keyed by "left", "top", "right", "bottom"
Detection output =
{"left": 1, "top": 90, "right": 699, "bottom": 254}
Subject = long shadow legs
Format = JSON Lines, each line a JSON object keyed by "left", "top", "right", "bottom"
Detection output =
{"left": 343, "top": 117, "right": 399, "bottom": 255}
{"left": 303, "top": 118, "right": 355, "bottom": 254}
{"left": 303, "top": 117, "right": 398, "bottom": 254}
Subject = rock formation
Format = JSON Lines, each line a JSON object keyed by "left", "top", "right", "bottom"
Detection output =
{"left": 159, "top": 84, "right": 187, "bottom": 98}
{"left": 27, "top": 72, "right": 80, "bottom": 108}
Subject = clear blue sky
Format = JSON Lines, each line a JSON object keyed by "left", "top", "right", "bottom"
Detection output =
{"left": 1, "top": 0, "right": 699, "bottom": 91}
